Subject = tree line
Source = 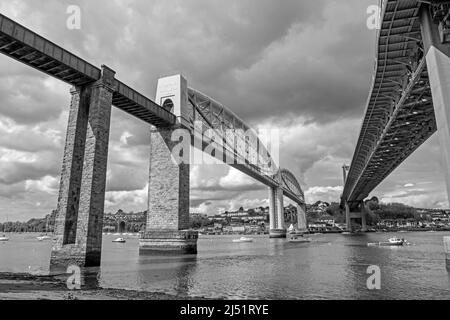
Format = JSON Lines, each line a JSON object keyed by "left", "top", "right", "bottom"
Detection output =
{"left": 324, "top": 198, "right": 428, "bottom": 225}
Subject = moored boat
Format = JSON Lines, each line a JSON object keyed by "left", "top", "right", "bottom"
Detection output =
{"left": 289, "top": 235, "right": 311, "bottom": 243}
{"left": 37, "top": 235, "right": 52, "bottom": 241}
{"left": 0, "top": 235, "right": 9, "bottom": 242}
{"left": 112, "top": 237, "right": 126, "bottom": 243}
{"left": 232, "top": 237, "right": 253, "bottom": 243}
{"left": 368, "top": 237, "right": 408, "bottom": 247}
{"left": 387, "top": 237, "right": 406, "bottom": 245}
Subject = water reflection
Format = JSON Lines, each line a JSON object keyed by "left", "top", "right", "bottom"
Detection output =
{"left": 136, "top": 255, "right": 198, "bottom": 297}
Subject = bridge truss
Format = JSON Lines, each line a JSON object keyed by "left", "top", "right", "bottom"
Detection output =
{"left": 187, "top": 88, "right": 305, "bottom": 204}
{"left": 342, "top": 0, "right": 437, "bottom": 207}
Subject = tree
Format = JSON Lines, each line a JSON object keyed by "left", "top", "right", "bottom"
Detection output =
{"left": 325, "top": 203, "right": 345, "bottom": 222}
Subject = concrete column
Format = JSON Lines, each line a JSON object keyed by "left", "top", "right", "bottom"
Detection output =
{"left": 345, "top": 201, "right": 351, "bottom": 232}
{"left": 297, "top": 204, "right": 308, "bottom": 232}
{"left": 270, "top": 187, "right": 286, "bottom": 238}
{"left": 51, "top": 66, "right": 115, "bottom": 268}
{"left": 139, "top": 127, "right": 197, "bottom": 254}
{"left": 444, "top": 237, "right": 450, "bottom": 270}
{"left": 361, "top": 202, "right": 368, "bottom": 232}
{"left": 420, "top": 6, "right": 450, "bottom": 204}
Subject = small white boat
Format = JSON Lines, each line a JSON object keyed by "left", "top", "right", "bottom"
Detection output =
{"left": 112, "top": 237, "right": 126, "bottom": 243}
{"left": 289, "top": 235, "right": 311, "bottom": 243}
{"left": 37, "top": 235, "right": 52, "bottom": 241}
{"left": 368, "top": 237, "right": 407, "bottom": 247}
{"left": 232, "top": 237, "right": 253, "bottom": 243}
{"left": 388, "top": 237, "right": 405, "bottom": 245}
{"left": 0, "top": 235, "right": 9, "bottom": 242}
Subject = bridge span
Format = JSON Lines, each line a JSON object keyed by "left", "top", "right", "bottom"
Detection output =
{"left": 342, "top": 0, "right": 450, "bottom": 231}
{"left": 0, "top": 13, "right": 305, "bottom": 267}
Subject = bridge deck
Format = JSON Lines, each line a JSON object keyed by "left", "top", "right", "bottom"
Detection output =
{"left": 0, "top": 13, "right": 175, "bottom": 127}
{"left": 342, "top": 0, "right": 436, "bottom": 206}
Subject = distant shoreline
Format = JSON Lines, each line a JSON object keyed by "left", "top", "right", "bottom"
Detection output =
{"left": 2, "top": 228, "right": 450, "bottom": 236}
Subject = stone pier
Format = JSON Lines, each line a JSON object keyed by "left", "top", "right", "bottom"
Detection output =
{"left": 139, "top": 74, "right": 198, "bottom": 254}
{"left": 50, "top": 66, "right": 115, "bottom": 268}
{"left": 269, "top": 187, "right": 286, "bottom": 238}
{"left": 297, "top": 204, "right": 308, "bottom": 232}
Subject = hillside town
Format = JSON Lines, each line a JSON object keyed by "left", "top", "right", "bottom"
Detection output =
{"left": 2, "top": 201, "right": 450, "bottom": 235}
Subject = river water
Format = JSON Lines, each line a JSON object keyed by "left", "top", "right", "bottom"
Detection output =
{"left": 0, "top": 232, "right": 449, "bottom": 299}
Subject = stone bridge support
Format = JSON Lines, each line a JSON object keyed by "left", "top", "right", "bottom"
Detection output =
{"left": 50, "top": 66, "right": 115, "bottom": 268}
{"left": 269, "top": 187, "right": 286, "bottom": 238}
{"left": 420, "top": 5, "right": 450, "bottom": 204}
{"left": 139, "top": 74, "right": 198, "bottom": 254}
{"left": 297, "top": 203, "right": 308, "bottom": 232}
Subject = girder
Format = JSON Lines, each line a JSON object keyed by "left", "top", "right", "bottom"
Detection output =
{"left": 0, "top": 12, "right": 175, "bottom": 127}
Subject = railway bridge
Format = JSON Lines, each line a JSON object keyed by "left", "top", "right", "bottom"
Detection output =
{"left": 0, "top": 13, "right": 306, "bottom": 267}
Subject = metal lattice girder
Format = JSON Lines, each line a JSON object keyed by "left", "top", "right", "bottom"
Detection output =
{"left": 0, "top": 12, "right": 175, "bottom": 127}
{"left": 342, "top": 0, "right": 438, "bottom": 208}
{"left": 280, "top": 169, "right": 305, "bottom": 203}
{"left": 187, "top": 88, "right": 305, "bottom": 204}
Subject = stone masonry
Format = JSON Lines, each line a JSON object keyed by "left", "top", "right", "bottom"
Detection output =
{"left": 51, "top": 66, "right": 115, "bottom": 268}
{"left": 297, "top": 204, "right": 308, "bottom": 232}
{"left": 269, "top": 187, "right": 287, "bottom": 238}
{"left": 147, "top": 127, "right": 190, "bottom": 231}
{"left": 140, "top": 126, "right": 198, "bottom": 254}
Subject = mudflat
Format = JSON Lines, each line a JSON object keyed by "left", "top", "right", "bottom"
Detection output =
{"left": 0, "top": 273, "right": 206, "bottom": 300}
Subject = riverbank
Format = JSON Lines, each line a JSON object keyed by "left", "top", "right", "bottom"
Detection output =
{"left": 0, "top": 272, "right": 207, "bottom": 300}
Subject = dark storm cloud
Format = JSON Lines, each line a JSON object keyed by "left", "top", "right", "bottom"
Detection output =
{"left": 1, "top": 0, "right": 334, "bottom": 122}
{"left": 0, "top": 74, "right": 67, "bottom": 124}
{"left": 0, "top": 151, "right": 60, "bottom": 185}
{"left": 3, "top": 0, "right": 442, "bottom": 218}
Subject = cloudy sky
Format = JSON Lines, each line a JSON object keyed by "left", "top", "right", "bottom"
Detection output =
{"left": 0, "top": 0, "right": 448, "bottom": 222}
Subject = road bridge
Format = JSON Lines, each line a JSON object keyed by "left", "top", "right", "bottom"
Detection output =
{"left": 342, "top": 0, "right": 450, "bottom": 231}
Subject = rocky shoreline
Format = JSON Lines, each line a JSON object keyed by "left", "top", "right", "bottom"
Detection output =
{"left": 0, "top": 272, "right": 206, "bottom": 300}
